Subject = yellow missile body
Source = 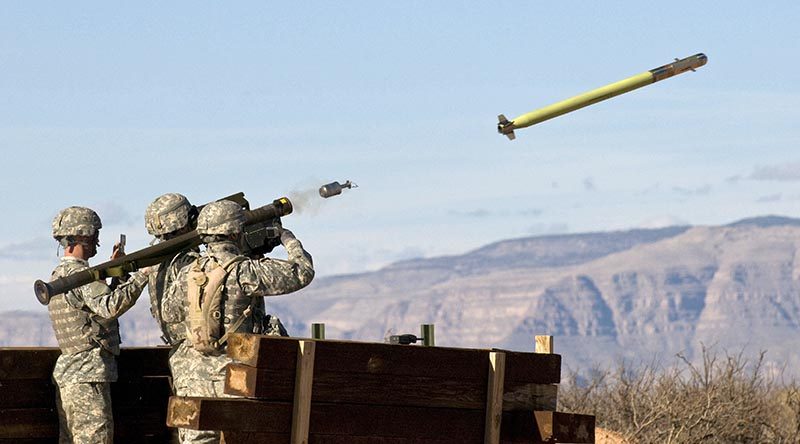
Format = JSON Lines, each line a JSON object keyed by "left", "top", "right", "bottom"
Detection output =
{"left": 498, "top": 53, "right": 708, "bottom": 140}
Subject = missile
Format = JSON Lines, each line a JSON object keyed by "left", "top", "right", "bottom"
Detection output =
{"left": 319, "top": 180, "right": 357, "bottom": 198}
{"left": 497, "top": 53, "right": 708, "bottom": 140}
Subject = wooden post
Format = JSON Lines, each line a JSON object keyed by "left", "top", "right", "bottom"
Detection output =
{"left": 484, "top": 351, "right": 506, "bottom": 444}
{"left": 311, "top": 323, "right": 325, "bottom": 340}
{"left": 291, "top": 340, "right": 315, "bottom": 444}
{"left": 535, "top": 335, "right": 553, "bottom": 354}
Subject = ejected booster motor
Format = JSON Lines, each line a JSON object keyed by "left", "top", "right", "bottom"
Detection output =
{"left": 498, "top": 53, "right": 708, "bottom": 140}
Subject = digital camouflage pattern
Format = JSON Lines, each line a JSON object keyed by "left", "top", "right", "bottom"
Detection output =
{"left": 148, "top": 250, "right": 200, "bottom": 345}
{"left": 55, "top": 381, "right": 113, "bottom": 444}
{"left": 52, "top": 206, "right": 102, "bottom": 238}
{"left": 49, "top": 256, "right": 149, "bottom": 383}
{"left": 195, "top": 200, "right": 245, "bottom": 236}
{"left": 145, "top": 193, "right": 192, "bottom": 236}
{"left": 166, "top": 229, "right": 313, "bottom": 443}
{"left": 48, "top": 255, "right": 148, "bottom": 444}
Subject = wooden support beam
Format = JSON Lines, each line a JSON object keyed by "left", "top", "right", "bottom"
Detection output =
{"left": 0, "top": 347, "right": 171, "bottom": 380}
{"left": 167, "top": 397, "right": 548, "bottom": 442}
{"left": 483, "top": 351, "right": 505, "bottom": 444}
{"left": 291, "top": 340, "right": 315, "bottom": 444}
{"left": 0, "top": 408, "right": 58, "bottom": 439}
{"left": 222, "top": 431, "right": 481, "bottom": 444}
{"left": 534, "top": 336, "right": 553, "bottom": 354}
{"left": 225, "top": 334, "right": 560, "bottom": 384}
{"left": 225, "top": 363, "right": 557, "bottom": 411}
{"left": 0, "top": 379, "right": 56, "bottom": 409}
{"left": 0, "top": 376, "right": 172, "bottom": 411}
{"left": 0, "top": 348, "right": 59, "bottom": 380}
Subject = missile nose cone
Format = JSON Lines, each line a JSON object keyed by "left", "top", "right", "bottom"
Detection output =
{"left": 695, "top": 53, "right": 708, "bottom": 67}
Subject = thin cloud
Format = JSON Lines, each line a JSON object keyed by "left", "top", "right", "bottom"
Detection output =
{"left": 92, "top": 201, "right": 139, "bottom": 226}
{"left": 749, "top": 162, "right": 800, "bottom": 181}
{"left": 756, "top": 193, "right": 782, "bottom": 203}
{"left": 725, "top": 174, "right": 743, "bottom": 184}
{"left": 672, "top": 184, "right": 711, "bottom": 197}
{"left": 0, "top": 237, "right": 56, "bottom": 261}
{"left": 583, "top": 177, "right": 596, "bottom": 191}
{"left": 448, "top": 209, "right": 491, "bottom": 218}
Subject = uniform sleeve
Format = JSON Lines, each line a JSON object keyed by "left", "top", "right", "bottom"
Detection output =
{"left": 238, "top": 237, "right": 314, "bottom": 297}
{"left": 80, "top": 270, "right": 148, "bottom": 319}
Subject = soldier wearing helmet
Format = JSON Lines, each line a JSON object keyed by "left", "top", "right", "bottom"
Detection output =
{"left": 47, "top": 206, "right": 153, "bottom": 444}
{"left": 165, "top": 200, "right": 314, "bottom": 444}
{"left": 144, "top": 193, "right": 200, "bottom": 346}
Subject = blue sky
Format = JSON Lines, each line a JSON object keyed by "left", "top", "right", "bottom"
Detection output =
{"left": 1, "top": 2, "right": 799, "bottom": 310}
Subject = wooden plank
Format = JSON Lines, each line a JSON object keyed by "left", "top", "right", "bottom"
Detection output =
{"left": 0, "top": 347, "right": 170, "bottom": 380}
{"left": 225, "top": 364, "right": 557, "bottom": 411}
{"left": 114, "top": 407, "right": 172, "bottom": 442}
{"left": 222, "top": 431, "right": 481, "bottom": 444}
{"left": 534, "top": 336, "right": 553, "bottom": 354}
{"left": 484, "top": 352, "right": 505, "bottom": 444}
{"left": 168, "top": 397, "right": 545, "bottom": 442}
{"left": 0, "top": 408, "right": 58, "bottom": 439}
{"left": 111, "top": 377, "right": 173, "bottom": 409}
{"left": 116, "top": 347, "right": 172, "bottom": 379}
{"left": 0, "top": 379, "right": 56, "bottom": 409}
{"left": 0, "top": 439, "right": 58, "bottom": 444}
{"left": 291, "top": 340, "right": 315, "bottom": 444}
{"left": 503, "top": 383, "right": 557, "bottom": 412}
{"left": 0, "top": 348, "right": 59, "bottom": 380}
{"left": 226, "top": 334, "right": 560, "bottom": 384}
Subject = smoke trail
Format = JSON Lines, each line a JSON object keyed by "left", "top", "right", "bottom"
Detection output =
{"left": 287, "top": 185, "right": 323, "bottom": 216}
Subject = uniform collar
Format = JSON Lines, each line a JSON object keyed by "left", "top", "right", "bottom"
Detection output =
{"left": 61, "top": 256, "right": 89, "bottom": 266}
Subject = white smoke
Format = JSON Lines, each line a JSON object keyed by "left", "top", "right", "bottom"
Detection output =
{"left": 287, "top": 183, "right": 324, "bottom": 216}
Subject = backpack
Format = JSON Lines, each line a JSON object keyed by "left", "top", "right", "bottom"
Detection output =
{"left": 186, "top": 256, "right": 247, "bottom": 354}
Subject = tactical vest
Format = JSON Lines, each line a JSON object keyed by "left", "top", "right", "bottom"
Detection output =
{"left": 186, "top": 255, "right": 249, "bottom": 355}
{"left": 149, "top": 251, "right": 198, "bottom": 345}
{"left": 47, "top": 266, "right": 121, "bottom": 355}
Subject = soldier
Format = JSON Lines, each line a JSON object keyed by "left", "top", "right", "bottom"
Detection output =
{"left": 165, "top": 200, "right": 314, "bottom": 443}
{"left": 144, "top": 193, "right": 201, "bottom": 372}
{"left": 47, "top": 206, "right": 152, "bottom": 444}
{"left": 144, "top": 194, "right": 289, "bottom": 412}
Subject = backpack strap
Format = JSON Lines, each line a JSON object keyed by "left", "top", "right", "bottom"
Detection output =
{"left": 216, "top": 256, "right": 249, "bottom": 348}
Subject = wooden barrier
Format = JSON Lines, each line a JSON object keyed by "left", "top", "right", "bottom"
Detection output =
{"left": 0, "top": 347, "right": 173, "bottom": 443}
{"left": 168, "top": 334, "right": 593, "bottom": 443}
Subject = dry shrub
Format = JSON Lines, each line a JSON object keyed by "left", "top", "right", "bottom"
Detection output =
{"left": 559, "top": 345, "right": 800, "bottom": 443}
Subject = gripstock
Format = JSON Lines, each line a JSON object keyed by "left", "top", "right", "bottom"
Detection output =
{"left": 34, "top": 195, "right": 292, "bottom": 305}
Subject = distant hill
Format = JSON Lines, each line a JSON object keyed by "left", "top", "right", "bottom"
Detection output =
{"left": 6, "top": 216, "right": 800, "bottom": 376}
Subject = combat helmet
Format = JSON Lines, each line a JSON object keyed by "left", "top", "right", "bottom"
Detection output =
{"left": 196, "top": 200, "right": 245, "bottom": 236}
{"left": 52, "top": 206, "right": 102, "bottom": 239}
{"left": 145, "top": 193, "right": 193, "bottom": 236}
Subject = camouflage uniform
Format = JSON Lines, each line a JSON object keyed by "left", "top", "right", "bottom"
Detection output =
{"left": 165, "top": 200, "right": 314, "bottom": 443}
{"left": 48, "top": 206, "right": 150, "bottom": 444}
{"left": 49, "top": 255, "right": 149, "bottom": 444}
{"left": 144, "top": 193, "right": 202, "bottom": 429}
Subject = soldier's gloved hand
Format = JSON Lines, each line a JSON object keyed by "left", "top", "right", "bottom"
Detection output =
{"left": 280, "top": 228, "right": 296, "bottom": 245}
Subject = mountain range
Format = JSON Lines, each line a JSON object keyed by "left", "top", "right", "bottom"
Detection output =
{"left": 6, "top": 215, "right": 800, "bottom": 376}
